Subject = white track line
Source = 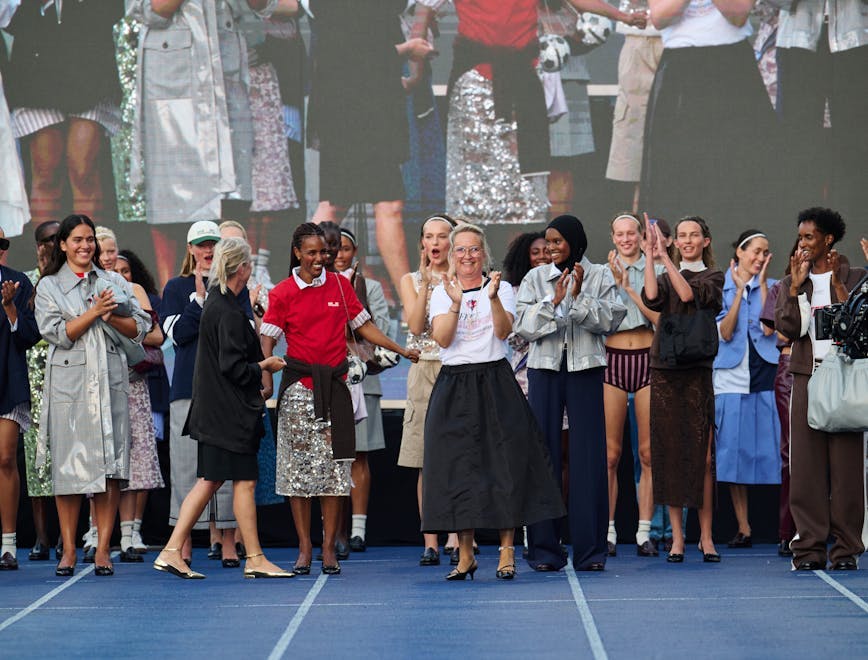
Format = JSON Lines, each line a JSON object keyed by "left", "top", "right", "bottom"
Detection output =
{"left": 814, "top": 571, "right": 868, "bottom": 614}
{"left": 267, "top": 573, "right": 329, "bottom": 660}
{"left": 0, "top": 551, "right": 118, "bottom": 634}
{"left": 565, "top": 565, "right": 608, "bottom": 660}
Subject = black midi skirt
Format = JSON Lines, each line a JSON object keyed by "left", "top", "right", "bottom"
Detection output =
{"left": 640, "top": 39, "right": 780, "bottom": 225}
{"left": 421, "top": 359, "right": 566, "bottom": 532}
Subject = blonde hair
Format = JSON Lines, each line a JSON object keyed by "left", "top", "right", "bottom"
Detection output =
{"left": 209, "top": 237, "right": 251, "bottom": 294}
{"left": 95, "top": 226, "right": 117, "bottom": 245}
{"left": 219, "top": 220, "right": 248, "bottom": 239}
{"left": 449, "top": 222, "right": 493, "bottom": 272}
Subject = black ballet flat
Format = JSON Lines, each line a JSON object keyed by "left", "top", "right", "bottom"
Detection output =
{"left": 222, "top": 558, "right": 241, "bottom": 569}
{"left": 207, "top": 542, "right": 222, "bottom": 560}
{"left": 666, "top": 553, "right": 684, "bottom": 563}
{"left": 445, "top": 560, "right": 477, "bottom": 581}
{"left": 419, "top": 548, "right": 440, "bottom": 566}
{"left": 699, "top": 544, "right": 721, "bottom": 563}
{"left": 450, "top": 549, "right": 460, "bottom": 566}
{"left": 94, "top": 565, "right": 114, "bottom": 576}
{"left": 120, "top": 548, "right": 143, "bottom": 563}
{"left": 29, "top": 542, "right": 50, "bottom": 561}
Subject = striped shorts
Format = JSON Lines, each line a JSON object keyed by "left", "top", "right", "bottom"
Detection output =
{"left": 604, "top": 346, "right": 651, "bottom": 393}
{"left": 12, "top": 101, "right": 121, "bottom": 139}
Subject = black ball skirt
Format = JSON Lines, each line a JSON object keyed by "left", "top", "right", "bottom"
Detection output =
{"left": 197, "top": 442, "right": 258, "bottom": 482}
{"left": 420, "top": 359, "right": 566, "bottom": 532}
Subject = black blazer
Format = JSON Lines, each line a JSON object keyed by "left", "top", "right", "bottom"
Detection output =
{"left": 186, "top": 288, "right": 264, "bottom": 454}
{"left": 0, "top": 266, "right": 41, "bottom": 414}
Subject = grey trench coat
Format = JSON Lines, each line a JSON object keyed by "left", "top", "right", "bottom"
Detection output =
{"left": 126, "top": 0, "right": 276, "bottom": 225}
{"left": 34, "top": 264, "right": 150, "bottom": 495}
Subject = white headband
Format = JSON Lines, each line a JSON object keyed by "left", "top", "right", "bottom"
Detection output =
{"left": 611, "top": 214, "right": 643, "bottom": 230}
{"left": 738, "top": 233, "right": 766, "bottom": 250}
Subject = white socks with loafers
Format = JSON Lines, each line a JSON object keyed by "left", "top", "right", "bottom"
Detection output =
{"left": 351, "top": 514, "right": 367, "bottom": 541}
{"left": 120, "top": 521, "right": 134, "bottom": 552}
{"left": 1, "top": 533, "right": 16, "bottom": 556}
{"left": 636, "top": 520, "right": 651, "bottom": 546}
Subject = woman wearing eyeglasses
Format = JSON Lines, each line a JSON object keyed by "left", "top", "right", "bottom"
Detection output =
{"left": 422, "top": 223, "right": 564, "bottom": 581}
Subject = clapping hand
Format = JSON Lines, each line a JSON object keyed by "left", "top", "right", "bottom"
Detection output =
{"left": 789, "top": 250, "right": 810, "bottom": 292}
{"left": 441, "top": 273, "right": 463, "bottom": 305}
{"left": 608, "top": 250, "right": 628, "bottom": 289}
{"left": 92, "top": 288, "right": 118, "bottom": 321}
{"left": 552, "top": 268, "right": 570, "bottom": 306}
{"left": 729, "top": 259, "right": 748, "bottom": 290}
{"left": 571, "top": 262, "right": 585, "bottom": 297}
{"left": 487, "top": 271, "right": 502, "bottom": 299}
{"left": 1, "top": 280, "right": 19, "bottom": 308}
{"left": 758, "top": 252, "right": 772, "bottom": 286}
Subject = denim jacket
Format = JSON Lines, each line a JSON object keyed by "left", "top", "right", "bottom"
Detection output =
{"left": 514, "top": 258, "right": 627, "bottom": 372}
{"left": 777, "top": 0, "right": 868, "bottom": 52}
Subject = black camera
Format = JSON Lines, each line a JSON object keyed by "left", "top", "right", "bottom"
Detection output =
{"left": 813, "top": 273, "right": 868, "bottom": 359}
{"left": 813, "top": 305, "right": 840, "bottom": 342}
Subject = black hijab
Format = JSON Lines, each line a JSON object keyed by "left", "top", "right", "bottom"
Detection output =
{"left": 547, "top": 214, "right": 588, "bottom": 271}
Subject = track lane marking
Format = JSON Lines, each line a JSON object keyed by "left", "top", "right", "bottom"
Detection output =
{"left": 814, "top": 571, "right": 868, "bottom": 614}
{"left": 267, "top": 573, "right": 329, "bottom": 659}
{"left": 0, "top": 551, "right": 119, "bottom": 633}
{"left": 565, "top": 565, "right": 608, "bottom": 660}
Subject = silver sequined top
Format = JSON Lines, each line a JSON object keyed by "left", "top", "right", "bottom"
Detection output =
{"left": 404, "top": 271, "right": 441, "bottom": 360}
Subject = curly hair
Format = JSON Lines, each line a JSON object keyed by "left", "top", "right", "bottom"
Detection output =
{"left": 797, "top": 207, "right": 846, "bottom": 245}
{"left": 118, "top": 249, "right": 158, "bottom": 295}
{"left": 502, "top": 231, "right": 545, "bottom": 286}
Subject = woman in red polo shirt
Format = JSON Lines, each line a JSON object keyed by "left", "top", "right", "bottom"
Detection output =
{"left": 260, "top": 223, "right": 418, "bottom": 575}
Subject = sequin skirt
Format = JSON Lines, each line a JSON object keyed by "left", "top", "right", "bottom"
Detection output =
{"left": 24, "top": 343, "right": 52, "bottom": 497}
{"left": 445, "top": 69, "right": 548, "bottom": 225}
{"left": 275, "top": 382, "right": 351, "bottom": 498}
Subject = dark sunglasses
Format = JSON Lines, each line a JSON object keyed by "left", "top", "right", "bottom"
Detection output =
{"left": 38, "top": 235, "right": 57, "bottom": 246}
{"left": 0, "top": 238, "right": 9, "bottom": 251}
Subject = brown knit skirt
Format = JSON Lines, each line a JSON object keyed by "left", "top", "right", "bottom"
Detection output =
{"left": 650, "top": 367, "right": 715, "bottom": 509}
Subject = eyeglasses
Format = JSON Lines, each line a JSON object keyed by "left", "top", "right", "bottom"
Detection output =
{"left": 453, "top": 246, "right": 482, "bottom": 256}
{"left": 0, "top": 238, "right": 9, "bottom": 251}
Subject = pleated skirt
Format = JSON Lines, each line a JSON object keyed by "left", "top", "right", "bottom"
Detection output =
{"left": 714, "top": 391, "right": 781, "bottom": 484}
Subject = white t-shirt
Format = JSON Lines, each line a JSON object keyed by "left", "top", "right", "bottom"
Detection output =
{"left": 429, "top": 280, "right": 516, "bottom": 366}
{"left": 662, "top": 0, "right": 751, "bottom": 48}
{"left": 808, "top": 271, "right": 833, "bottom": 361}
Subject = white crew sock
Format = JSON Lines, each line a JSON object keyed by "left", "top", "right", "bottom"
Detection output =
{"left": 133, "top": 519, "right": 143, "bottom": 534}
{"left": 1, "top": 532, "right": 16, "bottom": 556}
{"left": 120, "top": 521, "right": 134, "bottom": 551}
{"left": 636, "top": 520, "right": 651, "bottom": 546}
{"left": 607, "top": 521, "right": 617, "bottom": 546}
{"left": 351, "top": 514, "right": 367, "bottom": 540}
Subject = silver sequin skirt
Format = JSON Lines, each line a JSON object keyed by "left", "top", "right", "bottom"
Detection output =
{"left": 445, "top": 69, "right": 548, "bottom": 225}
{"left": 275, "top": 382, "right": 351, "bottom": 498}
